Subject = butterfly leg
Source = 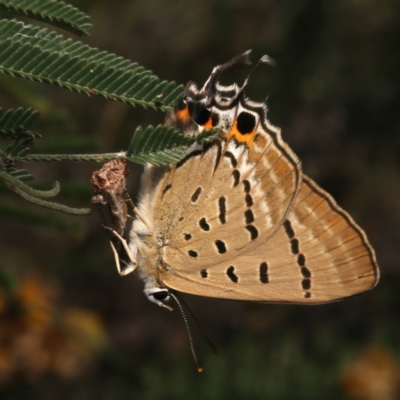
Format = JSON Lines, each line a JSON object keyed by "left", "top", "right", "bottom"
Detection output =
{"left": 130, "top": 228, "right": 152, "bottom": 236}
{"left": 108, "top": 240, "right": 137, "bottom": 276}
{"left": 103, "top": 225, "right": 138, "bottom": 276}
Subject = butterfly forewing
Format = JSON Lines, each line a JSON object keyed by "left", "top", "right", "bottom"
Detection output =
{"left": 152, "top": 99, "right": 301, "bottom": 270}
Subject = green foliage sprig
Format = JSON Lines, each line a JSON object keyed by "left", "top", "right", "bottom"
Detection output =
{"left": 0, "top": 19, "right": 184, "bottom": 110}
{"left": 0, "top": 1, "right": 210, "bottom": 215}
{"left": 0, "top": 0, "right": 92, "bottom": 36}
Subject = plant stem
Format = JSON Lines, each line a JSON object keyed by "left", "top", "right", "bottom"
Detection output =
{"left": 13, "top": 152, "right": 126, "bottom": 163}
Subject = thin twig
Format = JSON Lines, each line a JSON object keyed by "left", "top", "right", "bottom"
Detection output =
{"left": 13, "top": 152, "right": 126, "bottom": 163}
{"left": 0, "top": 170, "right": 60, "bottom": 198}
{"left": 1, "top": 172, "right": 91, "bottom": 215}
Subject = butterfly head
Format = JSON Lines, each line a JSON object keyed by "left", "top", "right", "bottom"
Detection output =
{"left": 144, "top": 284, "right": 173, "bottom": 311}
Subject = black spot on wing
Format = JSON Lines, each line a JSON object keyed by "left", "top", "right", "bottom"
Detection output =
{"left": 243, "top": 180, "right": 250, "bottom": 193}
{"left": 194, "top": 108, "right": 211, "bottom": 125}
{"left": 245, "top": 194, "right": 253, "bottom": 207}
{"left": 301, "top": 267, "right": 311, "bottom": 278}
{"left": 199, "top": 218, "right": 210, "bottom": 231}
{"left": 161, "top": 184, "right": 171, "bottom": 198}
{"left": 227, "top": 266, "right": 238, "bottom": 283}
{"left": 215, "top": 240, "right": 227, "bottom": 254}
{"left": 236, "top": 112, "right": 256, "bottom": 135}
{"left": 201, "top": 269, "right": 208, "bottom": 278}
{"left": 232, "top": 170, "right": 240, "bottom": 187}
{"left": 188, "top": 250, "right": 198, "bottom": 258}
{"left": 224, "top": 151, "right": 237, "bottom": 167}
{"left": 297, "top": 254, "right": 305, "bottom": 266}
{"left": 246, "top": 225, "right": 258, "bottom": 240}
{"left": 184, "top": 233, "right": 192, "bottom": 241}
{"left": 302, "top": 279, "right": 311, "bottom": 290}
{"left": 191, "top": 187, "right": 202, "bottom": 202}
{"left": 259, "top": 262, "right": 269, "bottom": 284}
{"left": 283, "top": 219, "right": 295, "bottom": 239}
{"left": 244, "top": 209, "right": 254, "bottom": 224}
{"left": 219, "top": 197, "right": 226, "bottom": 224}
{"left": 290, "top": 238, "right": 299, "bottom": 254}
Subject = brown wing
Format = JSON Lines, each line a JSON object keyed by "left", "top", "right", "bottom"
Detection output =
{"left": 159, "top": 175, "right": 379, "bottom": 303}
{"left": 152, "top": 101, "right": 301, "bottom": 270}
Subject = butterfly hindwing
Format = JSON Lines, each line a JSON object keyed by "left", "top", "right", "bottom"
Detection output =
{"left": 159, "top": 175, "right": 379, "bottom": 303}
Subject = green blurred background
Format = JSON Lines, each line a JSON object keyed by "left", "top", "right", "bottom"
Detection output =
{"left": 1, "top": 0, "right": 399, "bottom": 398}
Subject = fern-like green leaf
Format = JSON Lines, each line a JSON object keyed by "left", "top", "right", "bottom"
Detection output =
{"left": 7, "top": 168, "right": 33, "bottom": 181}
{"left": 0, "top": 107, "right": 40, "bottom": 182}
{"left": 0, "top": 107, "right": 40, "bottom": 157}
{"left": 0, "top": 20, "right": 184, "bottom": 111}
{"left": 0, "top": 107, "right": 39, "bottom": 137}
{"left": 0, "top": 0, "right": 92, "bottom": 36}
{"left": 126, "top": 125, "right": 219, "bottom": 165}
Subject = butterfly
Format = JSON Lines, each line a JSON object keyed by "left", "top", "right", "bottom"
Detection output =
{"left": 108, "top": 50, "right": 379, "bottom": 311}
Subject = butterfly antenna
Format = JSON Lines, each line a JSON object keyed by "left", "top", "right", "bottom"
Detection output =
{"left": 240, "top": 54, "right": 275, "bottom": 92}
{"left": 169, "top": 292, "right": 204, "bottom": 373}
{"left": 202, "top": 49, "right": 253, "bottom": 93}
{"left": 173, "top": 292, "right": 217, "bottom": 355}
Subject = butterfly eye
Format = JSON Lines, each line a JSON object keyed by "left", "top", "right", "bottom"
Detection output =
{"left": 144, "top": 287, "right": 173, "bottom": 311}
{"left": 151, "top": 290, "right": 170, "bottom": 301}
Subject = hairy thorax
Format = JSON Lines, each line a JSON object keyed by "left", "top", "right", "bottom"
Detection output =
{"left": 129, "top": 164, "right": 171, "bottom": 288}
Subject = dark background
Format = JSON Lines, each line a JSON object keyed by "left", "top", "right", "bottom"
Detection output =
{"left": 1, "top": 0, "right": 399, "bottom": 398}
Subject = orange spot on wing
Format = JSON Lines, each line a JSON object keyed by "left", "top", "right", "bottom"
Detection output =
{"left": 176, "top": 105, "right": 191, "bottom": 123}
{"left": 223, "top": 118, "right": 257, "bottom": 148}
{"left": 202, "top": 117, "right": 213, "bottom": 130}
